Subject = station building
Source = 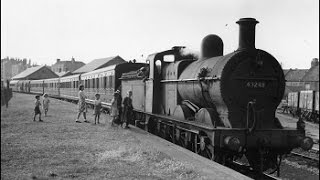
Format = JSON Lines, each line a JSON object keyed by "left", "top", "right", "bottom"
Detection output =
{"left": 11, "top": 65, "right": 58, "bottom": 80}
{"left": 72, "top": 56, "right": 126, "bottom": 74}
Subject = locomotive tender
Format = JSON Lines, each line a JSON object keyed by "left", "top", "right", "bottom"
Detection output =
{"left": 121, "top": 18, "right": 314, "bottom": 174}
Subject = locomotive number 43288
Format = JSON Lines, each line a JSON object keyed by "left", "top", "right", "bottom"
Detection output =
{"left": 246, "top": 81, "right": 266, "bottom": 88}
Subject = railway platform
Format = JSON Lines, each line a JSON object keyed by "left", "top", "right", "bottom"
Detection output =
{"left": 1, "top": 92, "right": 251, "bottom": 180}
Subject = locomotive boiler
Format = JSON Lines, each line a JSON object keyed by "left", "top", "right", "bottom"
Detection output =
{"left": 121, "top": 18, "right": 314, "bottom": 175}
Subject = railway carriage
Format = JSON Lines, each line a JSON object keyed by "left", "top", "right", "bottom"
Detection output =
{"left": 9, "top": 80, "right": 20, "bottom": 92}
{"left": 81, "top": 63, "right": 145, "bottom": 104}
{"left": 43, "top": 78, "right": 60, "bottom": 97}
{"left": 59, "top": 74, "right": 80, "bottom": 100}
{"left": 29, "top": 79, "right": 44, "bottom": 94}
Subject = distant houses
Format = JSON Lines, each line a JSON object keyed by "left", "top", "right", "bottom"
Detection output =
{"left": 283, "top": 58, "right": 319, "bottom": 97}
{"left": 51, "top": 57, "right": 85, "bottom": 77}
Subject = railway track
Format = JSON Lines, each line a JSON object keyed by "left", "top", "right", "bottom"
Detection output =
{"left": 230, "top": 161, "right": 281, "bottom": 180}
{"left": 288, "top": 147, "right": 319, "bottom": 168}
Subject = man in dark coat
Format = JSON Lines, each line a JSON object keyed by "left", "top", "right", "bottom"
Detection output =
{"left": 122, "top": 90, "right": 133, "bottom": 128}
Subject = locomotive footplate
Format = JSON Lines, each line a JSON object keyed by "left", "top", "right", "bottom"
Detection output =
{"left": 213, "top": 128, "right": 313, "bottom": 151}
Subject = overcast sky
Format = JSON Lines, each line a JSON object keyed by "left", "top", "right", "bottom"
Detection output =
{"left": 1, "top": 0, "right": 319, "bottom": 69}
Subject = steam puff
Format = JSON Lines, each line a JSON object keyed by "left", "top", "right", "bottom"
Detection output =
{"left": 179, "top": 48, "right": 200, "bottom": 59}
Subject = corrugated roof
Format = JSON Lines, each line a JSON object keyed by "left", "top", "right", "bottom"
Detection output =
{"left": 284, "top": 69, "right": 308, "bottom": 81}
{"left": 73, "top": 56, "right": 126, "bottom": 74}
{"left": 11, "top": 66, "right": 44, "bottom": 80}
{"left": 301, "top": 65, "right": 319, "bottom": 82}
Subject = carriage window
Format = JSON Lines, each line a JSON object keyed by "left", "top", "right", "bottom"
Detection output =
{"left": 163, "top": 55, "right": 174, "bottom": 62}
{"left": 155, "top": 60, "right": 162, "bottom": 74}
{"left": 96, "top": 78, "right": 99, "bottom": 89}
{"left": 105, "top": 76, "right": 108, "bottom": 88}
{"left": 85, "top": 80, "right": 88, "bottom": 88}
{"left": 109, "top": 76, "right": 113, "bottom": 89}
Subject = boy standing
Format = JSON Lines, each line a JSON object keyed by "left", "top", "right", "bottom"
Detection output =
{"left": 42, "top": 93, "right": 50, "bottom": 117}
{"left": 34, "top": 95, "right": 43, "bottom": 122}
{"left": 94, "top": 93, "right": 102, "bottom": 124}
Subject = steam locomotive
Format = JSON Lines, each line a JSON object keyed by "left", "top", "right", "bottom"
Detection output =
{"left": 120, "top": 18, "right": 314, "bottom": 175}
{"left": 10, "top": 18, "right": 314, "bottom": 176}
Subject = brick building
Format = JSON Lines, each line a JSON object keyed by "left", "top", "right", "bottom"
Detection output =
{"left": 1, "top": 58, "right": 30, "bottom": 83}
{"left": 283, "top": 58, "right": 319, "bottom": 97}
{"left": 51, "top": 57, "right": 85, "bottom": 76}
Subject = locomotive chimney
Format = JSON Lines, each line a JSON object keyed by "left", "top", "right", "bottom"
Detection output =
{"left": 200, "top": 34, "right": 223, "bottom": 59}
{"left": 236, "top": 18, "right": 259, "bottom": 50}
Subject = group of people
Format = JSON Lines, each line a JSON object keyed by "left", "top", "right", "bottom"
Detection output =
{"left": 75, "top": 84, "right": 133, "bottom": 128}
{"left": 33, "top": 93, "right": 50, "bottom": 122}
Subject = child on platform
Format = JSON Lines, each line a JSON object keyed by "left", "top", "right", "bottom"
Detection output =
{"left": 93, "top": 93, "right": 102, "bottom": 124}
{"left": 42, "top": 93, "right": 50, "bottom": 117}
{"left": 34, "top": 95, "right": 43, "bottom": 122}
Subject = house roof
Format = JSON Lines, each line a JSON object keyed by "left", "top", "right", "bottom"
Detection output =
{"left": 283, "top": 69, "right": 290, "bottom": 76}
{"left": 11, "top": 66, "right": 44, "bottom": 79}
{"left": 301, "top": 65, "right": 319, "bottom": 82}
{"left": 73, "top": 56, "right": 126, "bottom": 74}
{"left": 55, "top": 71, "right": 72, "bottom": 77}
{"left": 52, "top": 61, "right": 85, "bottom": 66}
{"left": 284, "top": 69, "right": 308, "bottom": 81}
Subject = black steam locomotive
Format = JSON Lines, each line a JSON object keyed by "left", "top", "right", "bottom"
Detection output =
{"left": 121, "top": 18, "right": 313, "bottom": 175}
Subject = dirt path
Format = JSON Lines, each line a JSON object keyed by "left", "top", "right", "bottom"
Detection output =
{"left": 1, "top": 93, "right": 249, "bottom": 180}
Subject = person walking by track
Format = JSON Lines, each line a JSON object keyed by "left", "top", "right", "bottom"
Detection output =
{"left": 122, "top": 90, "right": 133, "bottom": 129}
{"left": 76, "top": 85, "right": 89, "bottom": 123}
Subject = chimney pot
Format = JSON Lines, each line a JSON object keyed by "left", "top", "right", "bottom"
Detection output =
{"left": 236, "top": 18, "right": 259, "bottom": 50}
